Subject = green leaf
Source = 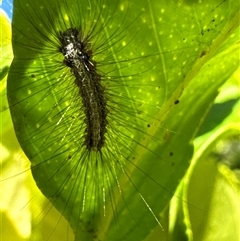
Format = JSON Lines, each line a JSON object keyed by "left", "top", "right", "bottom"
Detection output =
{"left": 4, "top": 0, "right": 240, "bottom": 240}
{"left": 168, "top": 66, "right": 240, "bottom": 241}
